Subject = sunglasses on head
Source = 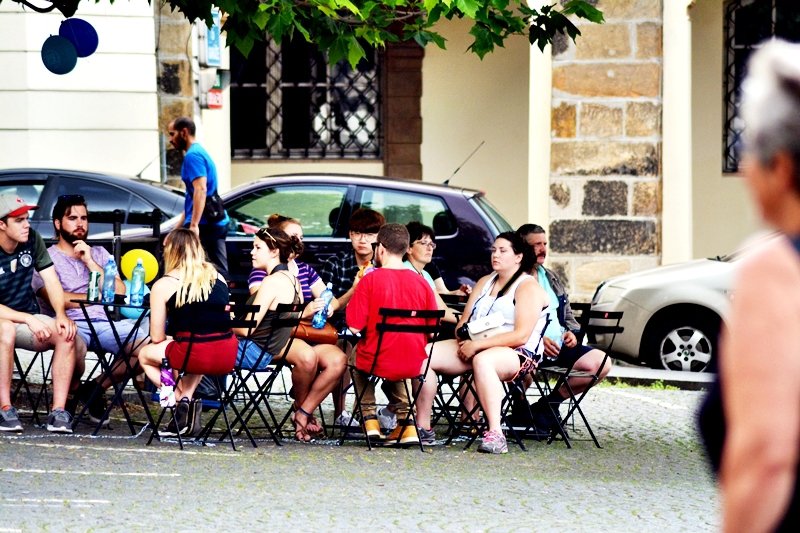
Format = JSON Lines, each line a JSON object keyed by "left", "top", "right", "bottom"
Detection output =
{"left": 257, "top": 227, "right": 278, "bottom": 246}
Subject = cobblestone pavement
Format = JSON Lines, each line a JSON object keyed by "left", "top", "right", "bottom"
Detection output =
{"left": 0, "top": 386, "right": 717, "bottom": 532}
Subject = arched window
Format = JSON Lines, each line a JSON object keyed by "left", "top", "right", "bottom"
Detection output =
{"left": 723, "top": 0, "right": 800, "bottom": 172}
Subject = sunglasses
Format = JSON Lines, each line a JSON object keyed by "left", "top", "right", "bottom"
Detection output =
{"left": 256, "top": 227, "right": 278, "bottom": 246}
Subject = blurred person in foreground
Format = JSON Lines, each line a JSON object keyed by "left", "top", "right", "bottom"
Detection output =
{"left": 712, "top": 40, "right": 800, "bottom": 532}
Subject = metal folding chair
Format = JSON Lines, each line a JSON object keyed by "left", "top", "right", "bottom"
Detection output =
{"left": 206, "top": 301, "right": 304, "bottom": 446}
{"left": 533, "top": 307, "right": 623, "bottom": 448}
{"left": 339, "top": 307, "right": 444, "bottom": 451}
{"left": 442, "top": 316, "right": 551, "bottom": 451}
{"left": 12, "top": 350, "right": 52, "bottom": 424}
{"left": 147, "top": 303, "right": 244, "bottom": 451}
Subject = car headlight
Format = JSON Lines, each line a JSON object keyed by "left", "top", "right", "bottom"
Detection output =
{"left": 593, "top": 285, "right": 625, "bottom": 306}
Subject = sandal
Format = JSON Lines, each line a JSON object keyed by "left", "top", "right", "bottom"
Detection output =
{"left": 293, "top": 403, "right": 324, "bottom": 437}
{"left": 291, "top": 406, "right": 315, "bottom": 443}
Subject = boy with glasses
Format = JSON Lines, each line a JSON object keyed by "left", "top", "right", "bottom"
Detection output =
{"left": 319, "top": 208, "right": 385, "bottom": 429}
{"left": 0, "top": 194, "right": 79, "bottom": 433}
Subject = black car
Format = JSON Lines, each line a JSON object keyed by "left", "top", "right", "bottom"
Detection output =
{"left": 222, "top": 173, "right": 513, "bottom": 294}
{"left": 0, "top": 168, "right": 184, "bottom": 238}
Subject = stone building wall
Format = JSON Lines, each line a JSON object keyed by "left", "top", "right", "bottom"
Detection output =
{"left": 548, "top": 0, "right": 663, "bottom": 301}
{"left": 154, "top": 4, "right": 195, "bottom": 187}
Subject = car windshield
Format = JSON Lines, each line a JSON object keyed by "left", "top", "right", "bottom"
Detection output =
{"left": 709, "top": 231, "right": 781, "bottom": 262}
{"left": 472, "top": 194, "right": 512, "bottom": 233}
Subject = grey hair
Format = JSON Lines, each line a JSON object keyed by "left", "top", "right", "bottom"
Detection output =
{"left": 742, "top": 40, "right": 800, "bottom": 189}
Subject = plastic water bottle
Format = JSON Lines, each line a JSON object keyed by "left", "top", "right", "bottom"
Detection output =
{"left": 311, "top": 282, "right": 334, "bottom": 329}
{"left": 102, "top": 258, "right": 117, "bottom": 303}
{"left": 130, "top": 258, "right": 146, "bottom": 306}
{"left": 159, "top": 358, "right": 176, "bottom": 407}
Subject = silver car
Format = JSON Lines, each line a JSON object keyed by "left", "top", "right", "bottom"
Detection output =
{"left": 589, "top": 241, "right": 761, "bottom": 372}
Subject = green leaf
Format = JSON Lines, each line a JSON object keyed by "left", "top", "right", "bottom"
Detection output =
{"left": 347, "top": 37, "right": 366, "bottom": 67}
{"left": 454, "top": 0, "right": 481, "bottom": 18}
{"left": 562, "top": 0, "right": 605, "bottom": 23}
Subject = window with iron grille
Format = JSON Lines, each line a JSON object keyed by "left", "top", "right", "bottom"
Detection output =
{"left": 723, "top": 0, "right": 800, "bottom": 172}
{"left": 230, "top": 39, "right": 382, "bottom": 160}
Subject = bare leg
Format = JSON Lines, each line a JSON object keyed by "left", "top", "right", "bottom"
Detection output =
{"left": 175, "top": 374, "right": 202, "bottom": 399}
{"left": 281, "top": 340, "right": 318, "bottom": 410}
{"left": 49, "top": 332, "right": 77, "bottom": 410}
{"left": 415, "top": 339, "right": 470, "bottom": 430}
{"left": 70, "top": 335, "right": 87, "bottom": 392}
{"left": 0, "top": 320, "right": 16, "bottom": 407}
{"left": 471, "top": 347, "right": 522, "bottom": 433}
{"left": 297, "top": 344, "right": 346, "bottom": 414}
{"left": 557, "top": 349, "right": 609, "bottom": 398}
{"left": 138, "top": 341, "right": 169, "bottom": 389}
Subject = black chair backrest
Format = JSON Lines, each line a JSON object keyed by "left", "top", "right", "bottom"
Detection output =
{"left": 375, "top": 308, "right": 445, "bottom": 335}
{"left": 580, "top": 307, "right": 624, "bottom": 353}
{"left": 271, "top": 301, "right": 306, "bottom": 332}
{"left": 229, "top": 302, "right": 259, "bottom": 331}
{"left": 368, "top": 308, "right": 445, "bottom": 376}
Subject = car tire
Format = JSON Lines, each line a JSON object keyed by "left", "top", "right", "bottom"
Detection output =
{"left": 644, "top": 315, "right": 719, "bottom": 372}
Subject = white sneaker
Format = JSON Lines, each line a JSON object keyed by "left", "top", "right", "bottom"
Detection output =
{"left": 335, "top": 410, "right": 361, "bottom": 433}
{"left": 377, "top": 407, "right": 397, "bottom": 431}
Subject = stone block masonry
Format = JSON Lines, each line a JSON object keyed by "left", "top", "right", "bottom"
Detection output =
{"left": 547, "top": 0, "right": 663, "bottom": 301}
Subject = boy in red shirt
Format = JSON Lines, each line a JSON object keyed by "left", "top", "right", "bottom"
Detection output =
{"left": 346, "top": 223, "right": 438, "bottom": 445}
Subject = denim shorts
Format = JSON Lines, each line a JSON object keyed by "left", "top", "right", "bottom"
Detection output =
{"left": 236, "top": 338, "right": 274, "bottom": 370}
{"left": 76, "top": 319, "right": 147, "bottom": 355}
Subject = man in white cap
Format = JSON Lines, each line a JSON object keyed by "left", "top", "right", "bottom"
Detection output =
{"left": 0, "top": 193, "right": 79, "bottom": 433}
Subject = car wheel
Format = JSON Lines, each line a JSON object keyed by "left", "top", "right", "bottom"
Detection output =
{"left": 646, "top": 318, "right": 718, "bottom": 372}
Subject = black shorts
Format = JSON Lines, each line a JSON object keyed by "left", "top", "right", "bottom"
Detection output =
{"left": 539, "top": 343, "right": 594, "bottom": 369}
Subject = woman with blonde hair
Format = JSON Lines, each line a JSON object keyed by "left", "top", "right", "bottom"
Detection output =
{"left": 139, "top": 228, "right": 236, "bottom": 436}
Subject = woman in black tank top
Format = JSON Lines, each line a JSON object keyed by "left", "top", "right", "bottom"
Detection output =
{"left": 138, "top": 229, "right": 237, "bottom": 435}
{"left": 233, "top": 227, "right": 346, "bottom": 442}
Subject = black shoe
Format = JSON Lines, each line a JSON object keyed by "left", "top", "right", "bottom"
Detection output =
{"left": 530, "top": 400, "right": 564, "bottom": 432}
{"left": 64, "top": 393, "right": 78, "bottom": 418}
{"left": 76, "top": 381, "right": 109, "bottom": 426}
{"left": 161, "top": 398, "right": 191, "bottom": 437}
{"left": 509, "top": 401, "right": 535, "bottom": 428}
{"left": 516, "top": 424, "right": 552, "bottom": 441}
{"left": 188, "top": 398, "right": 203, "bottom": 437}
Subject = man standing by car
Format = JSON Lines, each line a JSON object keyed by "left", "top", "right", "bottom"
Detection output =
{"left": 0, "top": 194, "right": 79, "bottom": 433}
{"left": 167, "top": 116, "right": 229, "bottom": 279}
{"left": 32, "top": 195, "right": 150, "bottom": 426}
{"left": 515, "top": 223, "right": 611, "bottom": 430}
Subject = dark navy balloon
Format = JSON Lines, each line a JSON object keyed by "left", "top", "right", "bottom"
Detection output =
{"left": 59, "top": 18, "right": 98, "bottom": 58}
{"left": 41, "top": 35, "right": 77, "bottom": 75}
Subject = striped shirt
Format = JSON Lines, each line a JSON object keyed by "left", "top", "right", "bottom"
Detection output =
{"left": 248, "top": 260, "right": 320, "bottom": 302}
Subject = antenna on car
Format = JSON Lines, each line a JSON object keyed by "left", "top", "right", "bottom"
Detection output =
{"left": 443, "top": 140, "right": 485, "bottom": 185}
{"left": 135, "top": 155, "right": 160, "bottom": 179}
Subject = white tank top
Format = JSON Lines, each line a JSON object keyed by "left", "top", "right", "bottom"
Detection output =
{"left": 470, "top": 272, "right": 548, "bottom": 355}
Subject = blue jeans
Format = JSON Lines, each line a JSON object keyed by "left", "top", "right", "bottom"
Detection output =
{"left": 236, "top": 338, "right": 274, "bottom": 370}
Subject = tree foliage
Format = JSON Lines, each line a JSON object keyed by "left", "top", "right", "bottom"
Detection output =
{"left": 7, "top": 0, "right": 604, "bottom": 66}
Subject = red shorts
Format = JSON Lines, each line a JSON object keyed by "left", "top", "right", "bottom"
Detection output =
{"left": 166, "top": 331, "right": 237, "bottom": 375}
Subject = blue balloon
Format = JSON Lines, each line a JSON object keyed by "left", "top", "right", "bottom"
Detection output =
{"left": 59, "top": 18, "right": 98, "bottom": 58}
{"left": 41, "top": 35, "right": 77, "bottom": 75}
{"left": 120, "top": 280, "right": 151, "bottom": 320}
